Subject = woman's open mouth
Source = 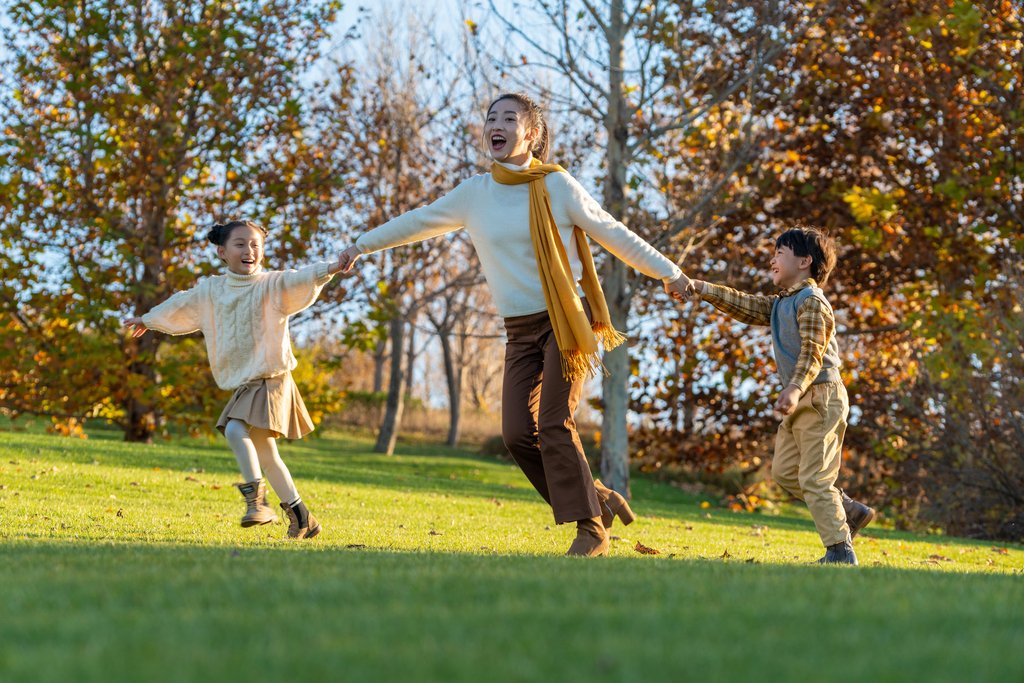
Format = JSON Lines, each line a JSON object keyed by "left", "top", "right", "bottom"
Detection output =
{"left": 491, "top": 134, "right": 507, "bottom": 150}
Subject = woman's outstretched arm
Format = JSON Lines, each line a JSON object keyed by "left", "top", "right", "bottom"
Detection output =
{"left": 340, "top": 182, "right": 472, "bottom": 272}
{"left": 555, "top": 173, "right": 683, "bottom": 283}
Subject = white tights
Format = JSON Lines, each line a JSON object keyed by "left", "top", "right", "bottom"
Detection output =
{"left": 223, "top": 419, "right": 300, "bottom": 506}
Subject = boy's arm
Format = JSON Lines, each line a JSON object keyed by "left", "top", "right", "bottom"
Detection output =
{"left": 272, "top": 262, "right": 334, "bottom": 316}
{"left": 789, "top": 296, "right": 835, "bottom": 393}
{"left": 693, "top": 281, "right": 776, "bottom": 326}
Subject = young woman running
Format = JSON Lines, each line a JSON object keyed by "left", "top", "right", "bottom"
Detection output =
{"left": 124, "top": 220, "right": 345, "bottom": 540}
{"left": 338, "top": 93, "right": 690, "bottom": 556}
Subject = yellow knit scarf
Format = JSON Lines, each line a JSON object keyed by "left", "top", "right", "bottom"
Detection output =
{"left": 491, "top": 158, "right": 626, "bottom": 382}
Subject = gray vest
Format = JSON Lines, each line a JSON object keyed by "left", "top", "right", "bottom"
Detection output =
{"left": 771, "top": 286, "right": 843, "bottom": 387}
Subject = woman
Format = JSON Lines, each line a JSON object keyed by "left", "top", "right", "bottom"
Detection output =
{"left": 339, "top": 93, "right": 689, "bottom": 556}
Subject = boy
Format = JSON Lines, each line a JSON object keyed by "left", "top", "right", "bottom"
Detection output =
{"left": 672, "top": 227, "right": 874, "bottom": 564}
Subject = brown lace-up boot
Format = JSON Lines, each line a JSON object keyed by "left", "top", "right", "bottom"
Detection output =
{"left": 593, "top": 479, "right": 637, "bottom": 529}
{"left": 565, "top": 516, "right": 609, "bottom": 557}
{"left": 234, "top": 479, "right": 277, "bottom": 528}
{"left": 280, "top": 500, "right": 322, "bottom": 540}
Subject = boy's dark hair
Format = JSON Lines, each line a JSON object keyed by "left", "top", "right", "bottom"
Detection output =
{"left": 775, "top": 227, "right": 838, "bottom": 287}
{"left": 207, "top": 219, "right": 268, "bottom": 246}
{"left": 486, "top": 92, "right": 550, "bottom": 162}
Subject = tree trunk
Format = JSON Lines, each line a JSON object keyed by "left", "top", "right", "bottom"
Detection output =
{"left": 404, "top": 321, "right": 417, "bottom": 397}
{"left": 372, "top": 331, "right": 388, "bottom": 394}
{"left": 598, "top": 0, "right": 634, "bottom": 497}
{"left": 125, "top": 244, "right": 164, "bottom": 443}
{"left": 374, "top": 317, "right": 406, "bottom": 454}
{"left": 599, "top": 260, "right": 632, "bottom": 499}
{"left": 125, "top": 337, "right": 158, "bottom": 443}
{"left": 439, "top": 330, "right": 463, "bottom": 447}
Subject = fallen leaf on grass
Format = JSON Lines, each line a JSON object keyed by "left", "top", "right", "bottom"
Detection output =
{"left": 720, "top": 549, "right": 731, "bottom": 559}
{"left": 685, "top": 525, "right": 693, "bottom": 531}
{"left": 185, "top": 476, "right": 198, "bottom": 482}
{"left": 992, "top": 547, "right": 1009, "bottom": 555}
{"left": 346, "top": 544, "right": 367, "bottom": 549}
{"left": 986, "top": 558, "right": 995, "bottom": 566}
{"left": 881, "top": 551, "right": 889, "bottom": 556}
{"left": 116, "top": 509, "right": 124, "bottom": 518}
{"left": 928, "top": 554, "right": 951, "bottom": 562}
{"left": 635, "top": 542, "right": 660, "bottom": 555}
{"left": 609, "top": 535, "right": 626, "bottom": 541}
{"left": 745, "top": 558, "right": 758, "bottom": 564}
{"left": 429, "top": 530, "right": 443, "bottom": 536}
{"left": 959, "top": 548, "right": 975, "bottom": 554}
{"left": 749, "top": 529, "right": 763, "bottom": 537}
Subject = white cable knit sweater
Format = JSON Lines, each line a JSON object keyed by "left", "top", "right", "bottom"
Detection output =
{"left": 355, "top": 158, "right": 683, "bottom": 318}
{"left": 141, "top": 262, "right": 334, "bottom": 390}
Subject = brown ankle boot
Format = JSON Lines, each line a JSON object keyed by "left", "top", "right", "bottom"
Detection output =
{"left": 234, "top": 479, "right": 277, "bottom": 528}
{"left": 565, "top": 516, "right": 609, "bottom": 557}
{"left": 280, "top": 500, "right": 322, "bottom": 540}
{"left": 594, "top": 479, "right": 637, "bottom": 529}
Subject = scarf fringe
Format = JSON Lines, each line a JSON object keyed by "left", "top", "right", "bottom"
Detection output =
{"left": 559, "top": 324, "right": 627, "bottom": 382}
{"left": 560, "top": 349, "right": 606, "bottom": 383}
{"left": 593, "top": 322, "right": 626, "bottom": 352}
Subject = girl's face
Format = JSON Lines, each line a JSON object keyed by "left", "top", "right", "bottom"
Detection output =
{"left": 770, "top": 245, "right": 812, "bottom": 289}
{"left": 217, "top": 225, "right": 264, "bottom": 275}
{"left": 484, "top": 99, "right": 538, "bottom": 164}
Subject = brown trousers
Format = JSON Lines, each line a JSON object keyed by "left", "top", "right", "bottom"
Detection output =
{"left": 501, "top": 300, "right": 601, "bottom": 525}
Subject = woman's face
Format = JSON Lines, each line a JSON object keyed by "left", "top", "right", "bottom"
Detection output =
{"left": 484, "top": 99, "right": 538, "bottom": 164}
{"left": 217, "top": 225, "right": 264, "bottom": 275}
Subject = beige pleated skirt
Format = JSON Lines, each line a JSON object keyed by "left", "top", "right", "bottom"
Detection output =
{"left": 216, "top": 373, "right": 314, "bottom": 440}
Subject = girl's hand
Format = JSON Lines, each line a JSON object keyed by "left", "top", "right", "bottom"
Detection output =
{"left": 334, "top": 245, "right": 363, "bottom": 274}
{"left": 124, "top": 317, "right": 148, "bottom": 338}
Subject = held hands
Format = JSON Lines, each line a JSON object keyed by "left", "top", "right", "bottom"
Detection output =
{"left": 665, "top": 273, "right": 700, "bottom": 302}
{"left": 774, "top": 384, "right": 802, "bottom": 417}
{"left": 123, "top": 317, "right": 148, "bottom": 338}
{"left": 334, "top": 244, "right": 363, "bottom": 274}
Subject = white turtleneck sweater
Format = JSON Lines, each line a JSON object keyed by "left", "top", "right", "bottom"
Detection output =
{"left": 141, "top": 263, "right": 334, "bottom": 390}
{"left": 355, "top": 157, "right": 683, "bottom": 318}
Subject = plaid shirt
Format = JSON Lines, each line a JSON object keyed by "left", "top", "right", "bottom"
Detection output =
{"left": 699, "top": 278, "right": 835, "bottom": 392}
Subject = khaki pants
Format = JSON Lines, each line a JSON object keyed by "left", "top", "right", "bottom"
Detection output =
{"left": 772, "top": 381, "right": 851, "bottom": 547}
{"left": 501, "top": 300, "right": 601, "bottom": 525}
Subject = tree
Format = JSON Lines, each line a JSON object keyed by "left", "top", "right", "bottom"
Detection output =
{"left": 0, "top": 0, "right": 342, "bottom": 441}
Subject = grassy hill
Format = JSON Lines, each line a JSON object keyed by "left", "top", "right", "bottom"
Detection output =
{"left": 1, "top": 422, "right": 1022, "bottom": 682}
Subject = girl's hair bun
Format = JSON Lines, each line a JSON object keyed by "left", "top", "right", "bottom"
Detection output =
{"left": 207, "top": 223, "right": 229, "bottom": 245}
{"left": 207, "top": 219, "right": 268, "bottom": 246}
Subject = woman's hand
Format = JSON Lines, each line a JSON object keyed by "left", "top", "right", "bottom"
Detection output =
{"left": 665, "top": 273, "right": 699, "bottom": 302}
{"left": 334, "top": 245, "right": 363, "bottom": 274}
{"left": 124, "top": 317, "right": 148, "bottom": 338}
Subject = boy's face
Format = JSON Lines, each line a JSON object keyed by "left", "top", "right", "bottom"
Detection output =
{"left": 217, "top": 225, "right": 264, "bottom": 275}
{"left": 770, "top": 245, "right": 813, "bottom": 289}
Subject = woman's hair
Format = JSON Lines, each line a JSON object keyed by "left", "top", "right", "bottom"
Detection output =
{"left": 486, "top": 92, "right": 550, "bottom": 162}
{"left": 206, "top": 219, "right": 268, "bottom": 246}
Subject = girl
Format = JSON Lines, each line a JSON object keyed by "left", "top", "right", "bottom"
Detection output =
{"left": 338, "top": 93, "right": 691, "bottom": 556}
{"left": 124, "top": 219, "right": 345, "bottom": 540}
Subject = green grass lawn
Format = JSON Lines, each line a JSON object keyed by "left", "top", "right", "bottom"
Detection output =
{"left": 1, "top": 421, "right": 1022, "bottom": 682}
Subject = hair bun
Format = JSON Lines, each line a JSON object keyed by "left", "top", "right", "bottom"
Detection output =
{"left": 207, "top": 223, "right": 227, "bottom": 245}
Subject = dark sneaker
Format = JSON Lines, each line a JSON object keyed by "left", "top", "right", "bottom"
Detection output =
{"left": 840, "top": 488, "right": 876, "bottom": 538}
{"left": 816, "top": 536, "right": 858, "bottom": 565}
